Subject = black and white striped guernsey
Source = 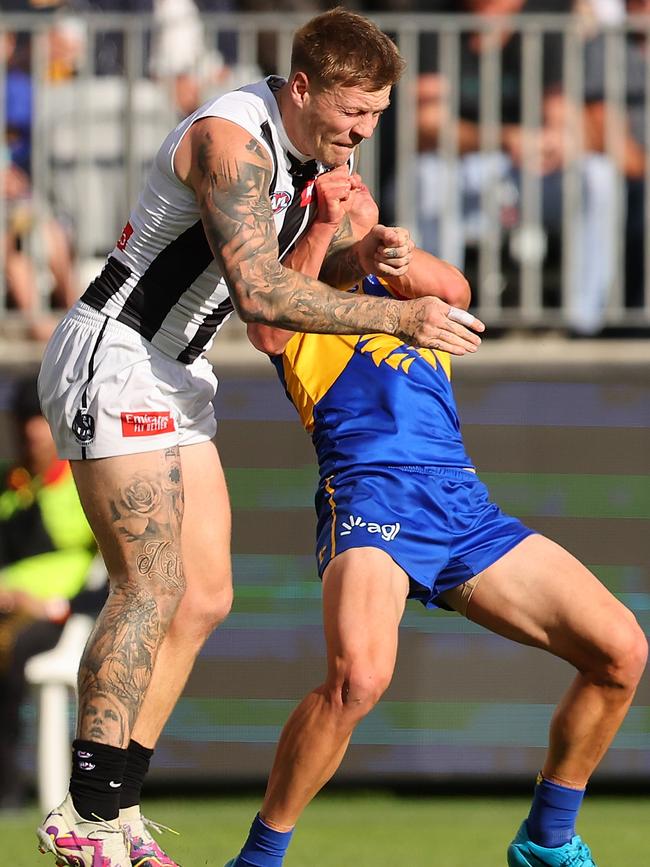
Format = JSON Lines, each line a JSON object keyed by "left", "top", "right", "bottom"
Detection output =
{"left": 81, "top": 76, "right": 340, "bottom": 364}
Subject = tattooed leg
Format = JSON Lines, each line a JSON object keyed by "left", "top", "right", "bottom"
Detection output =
{"left": 131, "top": 440, "right": 233, "bottom": 748}
{"left": 71, "top": 447, "right": 185, "bottom": 748}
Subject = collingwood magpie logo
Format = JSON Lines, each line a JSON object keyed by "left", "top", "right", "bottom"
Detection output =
{"left": 72, "top": 407, "right": 95, "bottom": 445}
{"left": 340, "top": 514, "right": 401, "bottom": 542}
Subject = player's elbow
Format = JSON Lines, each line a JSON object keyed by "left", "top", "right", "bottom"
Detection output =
{"left": 228, "top": 286, "right": 261, "bottom": 324}
{"left": 235, "top": 294, "right": 286, "bottom": 329}
{"left": 247, "top": 323, "right": 290, "bottom": 355}
{"left": 227, "top": 265, "right": 292, "bottom": 326}
{"left": 449, "top": 283, "right": 471, "bottom": 311}
{"left": 443, "top": 266, "right": 472, "bottom": 310}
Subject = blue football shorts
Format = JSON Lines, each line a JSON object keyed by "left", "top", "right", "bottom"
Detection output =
{"left": 315, "top": 465, "right": 535, "bottom": 609}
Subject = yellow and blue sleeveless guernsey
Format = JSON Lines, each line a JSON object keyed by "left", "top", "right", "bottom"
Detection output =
{"left": 272, "top": 275, "right": 473, "bottom": 478}
{"left": 271, "top": 276, "right": 533, "bottom": 608}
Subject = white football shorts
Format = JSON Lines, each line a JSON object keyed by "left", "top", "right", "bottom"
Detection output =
{"left": 38, "top": 302, "right": 218, "bottom": 460}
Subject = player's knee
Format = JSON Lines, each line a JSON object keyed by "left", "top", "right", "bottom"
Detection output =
{"left": 111, "top": 571, "right": 186, "bottom": 631}
{"left": 205, "top": 583, "right": 234, "bottom": 630}
{"left": 340, "top": 664, "right": 392, "bottom": 719}
{"left": 172, "top": 580, "right": 233, "bottom": 640}
{"left": 613, "top": 616, "right": 648, "bottom": 687}
{"left": 594, "top": 611, "right": 648, "bottom": 690}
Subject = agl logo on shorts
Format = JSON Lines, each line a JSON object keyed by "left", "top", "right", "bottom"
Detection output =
{"left": 340, "top": 514, "right": 401, "bottom": 542}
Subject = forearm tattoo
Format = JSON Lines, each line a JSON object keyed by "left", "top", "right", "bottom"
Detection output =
{"left": 77, "top": 448, "right": 185, "bottom": 746}
{"left": 196, "top": 131, "right": 401, "bottom": 337}
{"left": 317, "top": 214, "right": 366, "bottom": 289}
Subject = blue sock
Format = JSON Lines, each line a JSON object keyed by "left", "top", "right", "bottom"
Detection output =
{"left": 235, "top": 814, "right": 294, "bottom": 866}
{"left": 526, "top": 774, "right": 586, "bottom": 848}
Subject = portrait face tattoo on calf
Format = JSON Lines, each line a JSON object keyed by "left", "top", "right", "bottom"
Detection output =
{"left": 76, "top": 447, "right": 185, "bottom": 745}
{"left": 84, "top": 692, "right": 126, "bottom": 745}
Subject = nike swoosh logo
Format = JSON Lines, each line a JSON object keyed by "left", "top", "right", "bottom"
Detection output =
{"left": 510, "top": 849, "right": 551, "bottom": 867}
{"left": 109, "top": 781, "right": 122, "bottom": 788}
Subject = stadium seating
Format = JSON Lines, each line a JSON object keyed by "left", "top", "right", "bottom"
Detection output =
{"left": 25, "top": 557, "right": 106, "bottom": 813}
{"left": 25, "top": 613, "right": 95, "bottom": 813}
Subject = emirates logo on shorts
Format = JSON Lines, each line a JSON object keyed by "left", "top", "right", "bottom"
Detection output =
{"left": 72, "top": 409, "right": 96, "bottom": 445}
{"left": 120, "top": 411, "right": 176, "bottom": 437}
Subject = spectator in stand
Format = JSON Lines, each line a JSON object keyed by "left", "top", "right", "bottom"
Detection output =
{"left": 150, "top": 0, "right": 260, "bottom": 118}
{"left": 415, "top": 0, "right": 618, "bottom": 336}
{"left": 232, "top": 0, "right": 328, "bottom": 77}
{"left": 46, "top": 14, "right": 87, "bottom": 82}
{"left": 575, "top": 0, "right": 625, "bottom": 25}
{"left": 584, "top": 0, "right": 648, "bottom": 308}
{"left": 2, "top": 31, "right": 79, "bottom": 339}
{"left": 62, "top": 0, "right": 153, "bottom": 76}
{"left": 0, "top": 376, "right": 100, "bottom": 810}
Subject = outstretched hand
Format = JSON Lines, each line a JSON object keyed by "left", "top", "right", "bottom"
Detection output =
{"left": 398, "top": 295, "right": 485, "bottom": 355}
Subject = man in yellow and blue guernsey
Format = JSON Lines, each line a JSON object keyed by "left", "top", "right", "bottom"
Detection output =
{"left": 224, "top": 170, "right": 647, "bottom": 867}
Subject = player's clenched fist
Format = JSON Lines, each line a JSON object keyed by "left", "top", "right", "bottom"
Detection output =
{"left": 397, "top": 295, "right": 486, "bottom": 355}
{"left": 315, "top": 166, "right": 354, "bottom": 226}
{"left": 358, "top": 224, "right": 415, "bottom": 277}
{"left": 346, "top": 175, "right": 379, "bottom": 229}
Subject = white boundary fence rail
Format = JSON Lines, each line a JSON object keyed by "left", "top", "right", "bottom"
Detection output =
{"left": 1, "top": 11, "right": 649, "bottom": 330}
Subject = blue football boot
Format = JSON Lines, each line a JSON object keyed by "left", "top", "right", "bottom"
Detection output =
{"left": 508, "top": 821, "right": 597, "bottom": 866}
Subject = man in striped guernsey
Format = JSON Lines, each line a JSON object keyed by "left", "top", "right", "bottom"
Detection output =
{"left": 36, "top": 9, "right": 484, "bottom": 867}
{"left": 230, "top": 171, "right": 647, "bottom": 867}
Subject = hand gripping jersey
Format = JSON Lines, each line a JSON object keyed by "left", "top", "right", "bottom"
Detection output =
{"left": 80, "top": 76, "right": 326, "bottom": 363}
{"left": 271, "top": 275, "right": 475, "bottom": 481}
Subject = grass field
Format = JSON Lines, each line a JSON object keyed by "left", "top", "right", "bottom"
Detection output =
{"left": 6, "top": 792, "right": 647, "bottom": 866}
{"left": 0, "top": 792, "right": 650, "bottom": 867}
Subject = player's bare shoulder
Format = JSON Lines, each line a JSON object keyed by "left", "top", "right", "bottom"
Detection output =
{"left": 174, "top": 116, "right": 272, "bottom": 191}
{"left": 193, "top": 121, "right": 275, "bottom": 234}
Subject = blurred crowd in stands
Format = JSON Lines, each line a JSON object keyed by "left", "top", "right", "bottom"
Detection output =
{"left": 0, "top": 376, "right": 103, "bottom": 809}
{"left": 411, "top": 0, "right": 649, "bottom": 336}
{"left": 2, "top": 0, "right": 649, "bottom": 337}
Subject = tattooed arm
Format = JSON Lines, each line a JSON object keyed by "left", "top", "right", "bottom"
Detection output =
{"left": 246, "top": 173, "right": 340, "bottom": 356}
{"left": 184, "top": 117, "right": 482, "bottom": 353}
{"left": 248, "top": 172, "right": 473, "bottom": 356}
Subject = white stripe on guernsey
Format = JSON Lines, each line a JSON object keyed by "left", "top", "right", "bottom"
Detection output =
{"left": 99, "top": 78, "right": 324, "bottom": 361}
{"left": 151, "top": 268, "right": 228, "bottom": 357}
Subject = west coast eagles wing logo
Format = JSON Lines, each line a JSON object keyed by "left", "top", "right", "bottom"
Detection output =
{"left": 271, "top": 191, "right": 292, "bottom": 214}
{"left": 72, "top": 408, "right": 95, "bottom": 445}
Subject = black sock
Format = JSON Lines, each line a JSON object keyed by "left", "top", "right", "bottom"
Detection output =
{"left": 70, "top": 739, "right": 128, "bottom": 821}
{"left": 120, "top": 740, "right": 154, "bottom": 810}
